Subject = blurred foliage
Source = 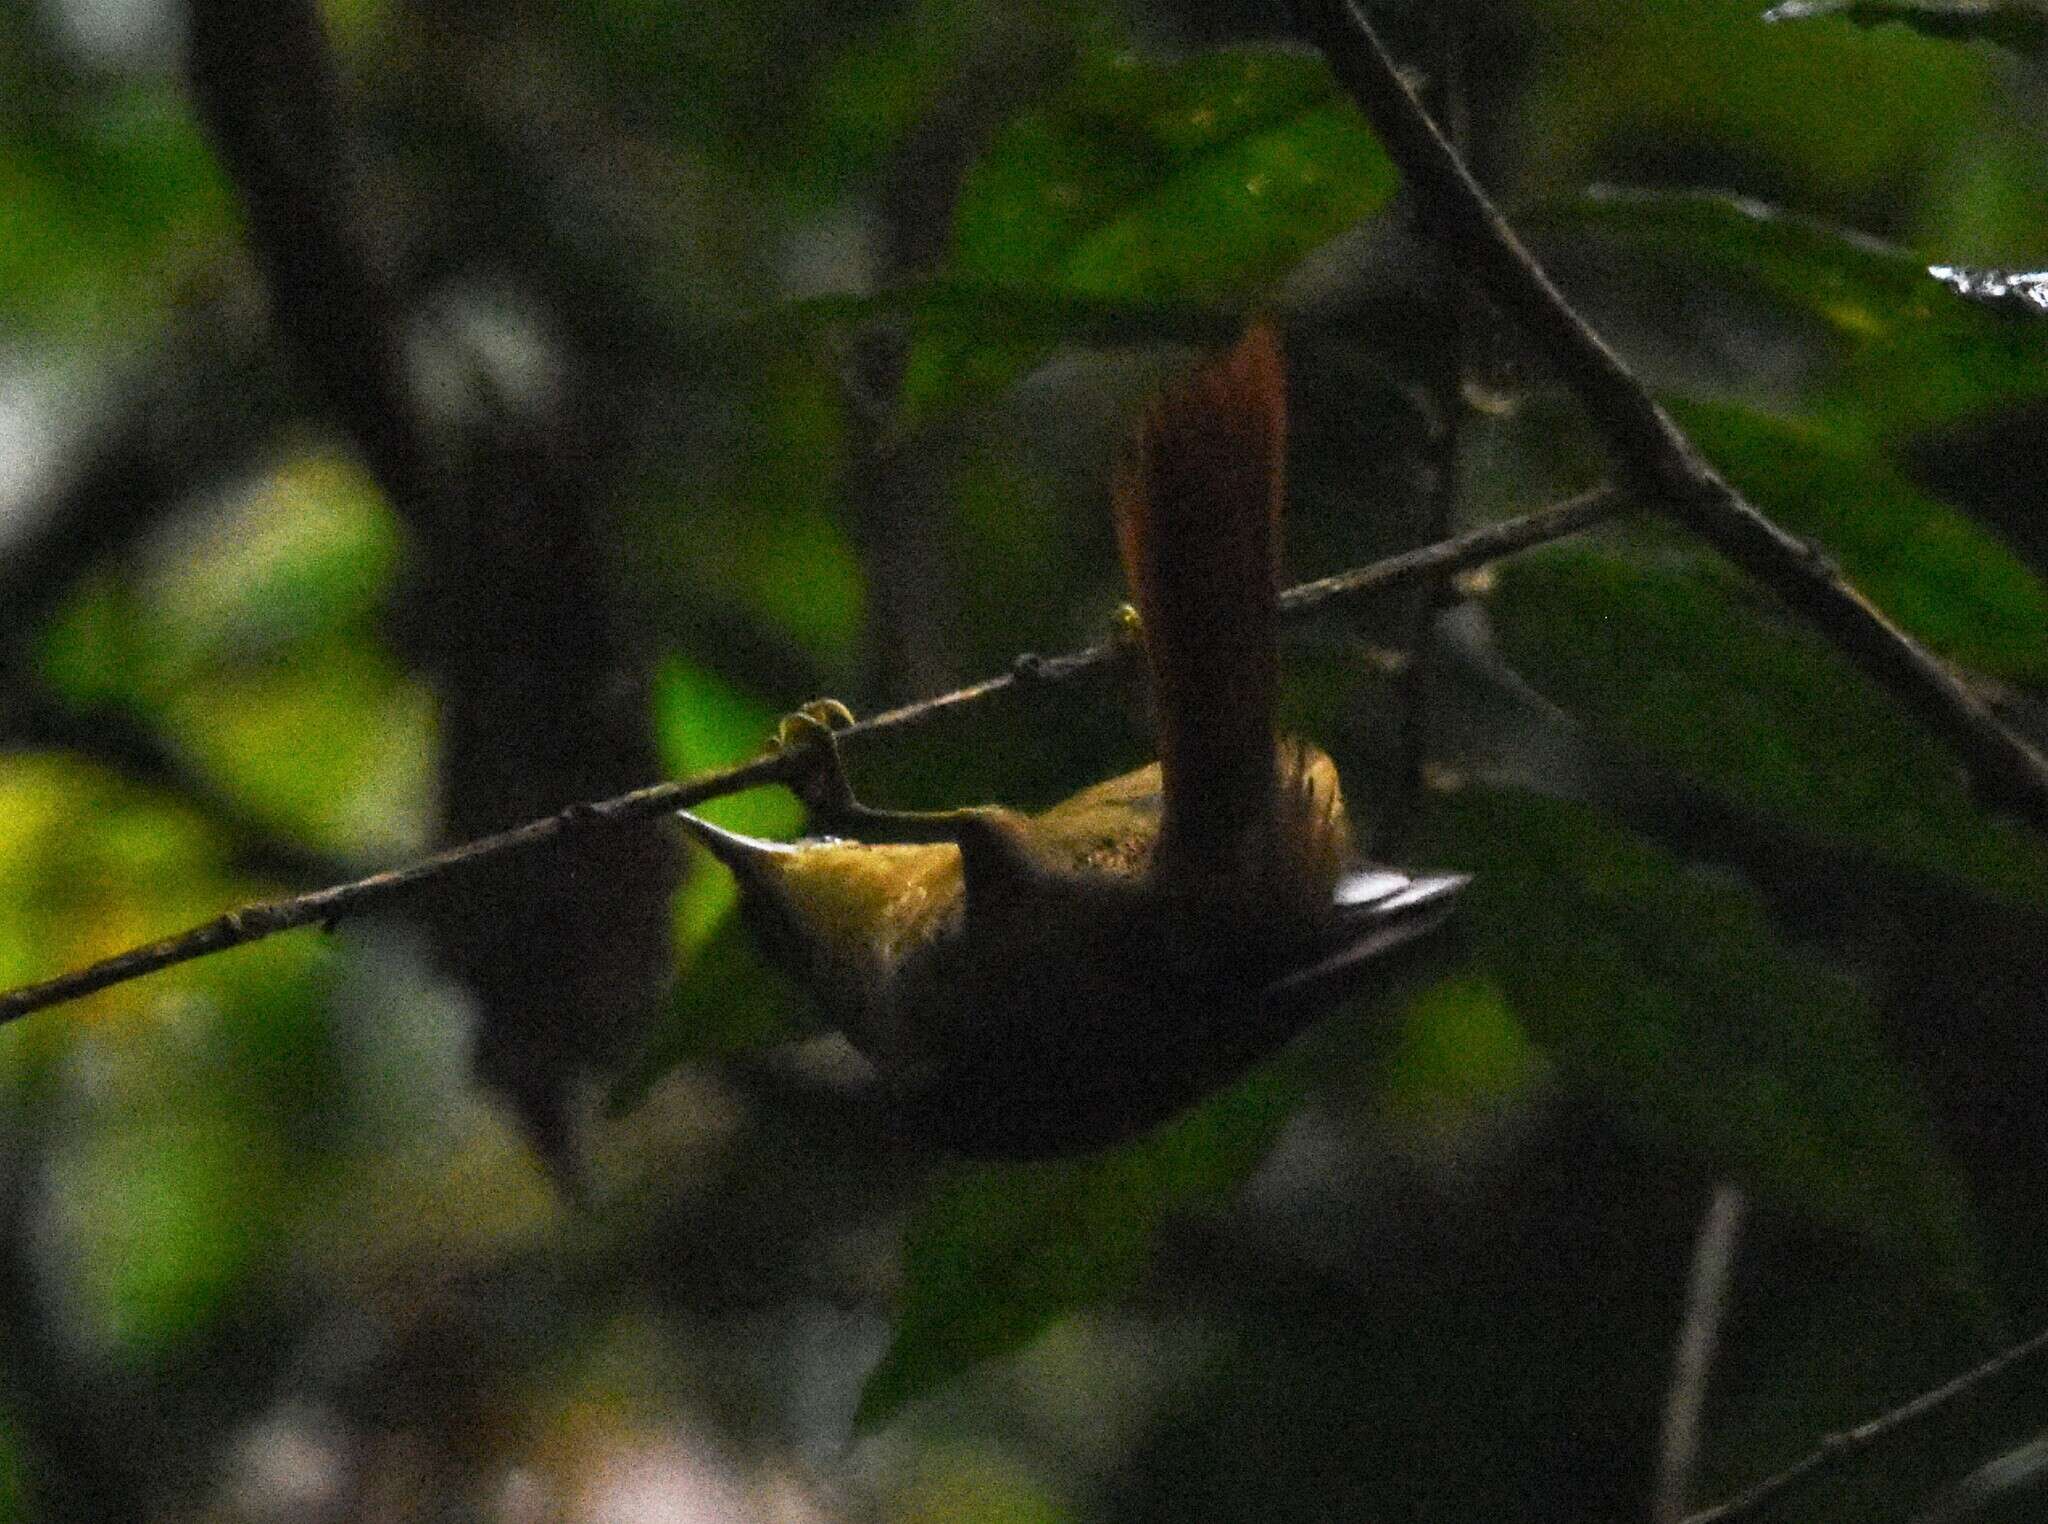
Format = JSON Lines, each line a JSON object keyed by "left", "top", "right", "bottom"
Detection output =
{"left": 859, "top": 1062, "right": 1301, "bottom": 1431}
{"left": 1493, "top": 536, "right": 2048, "bottom": 902}
{"left": 1765, "top": 0, "right": 2048, "bottom": 60}
{"left": 1418, "top": 790, "right": 1978, "bottom": 1274}
{"left": 2, "top": 0, "right": 2047, "bottom": 1521}
{"left": 34, "top": 451, "right": 431, "bottom": 858}
{"left": 900, "top": 44, "right": 1397, "bottom": 422}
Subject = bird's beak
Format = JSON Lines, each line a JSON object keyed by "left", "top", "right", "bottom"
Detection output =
{"left": 675, "top": 810, "right": 799, "bottom": 879}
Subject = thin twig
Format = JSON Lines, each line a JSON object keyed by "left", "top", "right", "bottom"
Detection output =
{"left": 0, "top": 749, "right": 790, "bottom": 1027}
{"left": 1384, "top": 0, "right": 1474, "bottom": 852}
{"left": 1656, "top": 1183, "right": 1749, "bottom": 1524}
{"left": 1682, "top": 1323, "right": 2048, "bottom": 1524}
{"left": 0, "top": 485, "right": 1628, "bottom": 1028}
{"left": 1297, "top": 0, "right": 2048, "bottom": 835}
{"left": 1280, "top": 483, "right": 1625, "bottom": 613}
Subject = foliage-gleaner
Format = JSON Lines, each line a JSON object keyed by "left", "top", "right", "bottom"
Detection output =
{"left": 680, "top": 325, "right": 1466, "bottom": 1157}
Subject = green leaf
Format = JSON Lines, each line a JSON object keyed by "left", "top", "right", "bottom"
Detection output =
{"left": 159, "top": 641, "right": 433, "bottom": 859}
{"left": 0, "top": 755, "right": 335, "bottom": 1360}
{"left": 803, "top": 0, "right": 985, "bottom": 188}
{"left": 886, "top": 1449, "right": 1068, "bottom": 1524}
{"left": 901, "top": 45, "right": 1396, "bottom": 424}
{"left": 1490, "top": 540, "right": 2048, "bottom": 906}
{"left": 1523, "top": 190, "right": 2048, "bottom": 433}
{"left": 1516, "top": 191, "right": 2048, "bottom": 593}
{"left": 32, "top": 451, "right": 430, "bottom": 858}
{"left": 1674, "top": 399, "right": 2048, "bottom": 686}
{"left": 652, "top": 656, "right": 805, "bottom": 941}
{"left": 728, "top": 353, "right": 866, "bottom": 662}
{"left": 1764, "top": 0, "right": 2048, "bottom": 60}
{"left": 0, "top": 85, "right": 234, "bottom": 335}
{"left": 648, "top": 350, "right": 864, "bottom": 672}
{"left": 652, "top": 659, "right": 801, "bottom": 824}
{"left": 143, "top": 455, "right": 401, "bottom": 661}
{"left": 0, "top": 756, "right": 324, "bottom": 1043}
{"left": 1526, "top": 187, "right": 1932, "bottom": 333}
{"left": 857, "top": 1066, "right": 1299, "bottom": 1428}
{"left": 37, "top": 451, "right": 401, "bottom": 696}
{"left": 612, "top": 658, "right": 817, "bottom": 1113}
{"left": 1377, "top": 974, "right": 1548, "bottom": 1133}
{"left": 1533, "top": 0, "right": 1993, "bottom": 216}
{"left": 609, "top": 908, "right": 819, "bottom": 1115}
{"left": 1416, "top": 790, "right": 1976, "bottom": 1269}
{"left": 46, "top": 1100, "right": 287, "bottom": 1360}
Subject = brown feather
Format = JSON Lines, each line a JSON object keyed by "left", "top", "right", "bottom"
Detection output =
{"left": 1112, "top": 322, "right": 1288, "bottom": 874}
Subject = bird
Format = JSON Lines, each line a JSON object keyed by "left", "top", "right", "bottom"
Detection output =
{"left": 677, "top": 323, "right": 1466, "bottom": 1158}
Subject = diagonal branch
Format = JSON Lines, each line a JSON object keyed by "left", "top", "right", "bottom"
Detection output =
{"left": 1682, "top": 1320, "right": 2048, "bottom": 1524}
{"left": 0, "top": 747, "right": 791, "bottom": 1029}
{"left": 1297, "top": 0, "right": 2048, "bottom": 835}
{"left": 0, "top": 485, "right": 1627, "bottom": 1028}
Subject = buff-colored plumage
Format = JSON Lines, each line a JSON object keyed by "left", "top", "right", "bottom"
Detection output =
{"left": 680, "top": 327, "right": 1465, "bottom": 1157}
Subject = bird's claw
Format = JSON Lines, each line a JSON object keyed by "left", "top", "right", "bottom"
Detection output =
{"left": 772, "top": 699, "right": 860, "bottom": 822}
{"left": 773, "top": 699, "right": 856, "bottom": 753}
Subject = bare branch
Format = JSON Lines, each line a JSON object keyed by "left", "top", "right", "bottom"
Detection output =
{"left": 1280, "top": 483, "right": 1625, "bottom": 614}
{"left": 1379, "top": 1, "right": 1477, "bottom": 854}
{"left": 0, "top": 485, "right": 1627, "bottom": 1028}
{"left": 1684, "top": 1322, "right": 2048, "bottom": 1524}
{"left": 1655, "top": 1183, "right": 1749, "bottom": 1524}
{"left": 1297, "top": 0, "right": 2048, "bottom": 835}
{"left": 0, "top": 749, "right": 791, "bottom": 1027}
